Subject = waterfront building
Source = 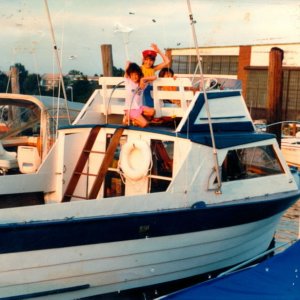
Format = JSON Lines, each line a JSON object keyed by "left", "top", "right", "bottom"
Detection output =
{"left": 166, "top": 43, "right": 300, "bottom": 121}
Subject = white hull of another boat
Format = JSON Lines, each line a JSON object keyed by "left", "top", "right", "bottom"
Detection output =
{"left": 281, "top": 138, "right": 300, "bottom": 168}
{"left": 0, "top": 214, "right": 281, "bottom": 299}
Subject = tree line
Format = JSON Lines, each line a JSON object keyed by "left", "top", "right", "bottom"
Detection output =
{"left": 0, "top": 63, "right": 124, "bottom": 103}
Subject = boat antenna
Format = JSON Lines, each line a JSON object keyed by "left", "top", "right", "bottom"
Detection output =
{"left": 186, "top": 0, "right": 222, "bottom": 193}
{"left": 44, "top": 0, "right": 71, "bottom": 125}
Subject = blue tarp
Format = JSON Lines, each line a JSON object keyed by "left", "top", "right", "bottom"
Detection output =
{"left": 162, "top": 240, "right": 300, "bottom": 299}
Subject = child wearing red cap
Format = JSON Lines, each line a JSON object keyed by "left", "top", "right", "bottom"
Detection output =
{"left": 123, "top": 62, "right": 156, "bottom": 128}
{"left": 141, "top": 43, "right": 170, "bottom": 107}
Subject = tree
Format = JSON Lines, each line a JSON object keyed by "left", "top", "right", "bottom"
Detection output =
{"left": 23, "top": 74, "right": 41, "bottom": 95}
{"left": 72, "top": 78, "right": 93, "bottom": 102}
{"left": 2, "top": 63, "right": 102, "bottom": 103}
{"left": 12, "top": 63, "right": 28, "bottom": 93}
{"left": 0, "top": 72, "right": 8, "bottom": 93}
{"left": 68, "top": 70, "right": 83, "bottom": 76}
{"left": 113, "top": 66, "right": 124, "bottom": 77}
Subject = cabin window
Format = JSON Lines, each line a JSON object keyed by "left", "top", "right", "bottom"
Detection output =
{"left": 149, "top": 139, "right": 174, "bottom": 192}
{"left": 0, "top": 105, "right": 41, "bottom": 154}
{"left": 246, "top": 69, "right": 300, "bottom": 121}
{"left": 221, "top": 145, "right": 284, "bottom": 181}
{"left": 172, "top": 55, "right": 238, "bottom": 75}
{"left": 0, "top": 105, "right": 40, "bottom": 138}
{"left": 104, "top": 134, "right": 127, "bottom": 198}
{"left": 104, "top": 171, "right": 125, "bottom": 198}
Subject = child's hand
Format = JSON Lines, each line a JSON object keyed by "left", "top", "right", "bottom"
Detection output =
{"left": 140, "top": 76, "right": 156, "bottom": 89}
{"left": 125, "top": 61, "right": 131, "bottom": 69}
{"left": 151, "top": 43, "right": 159, "bottom": 52}
{"left": 140, "top": 79, "right": 147, "bottom": 89}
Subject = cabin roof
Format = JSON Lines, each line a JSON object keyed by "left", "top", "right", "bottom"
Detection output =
{"left": 176, "top": 90, "right": 255, "bottom": 133}
{"left": 188, "top": 132, "right": 275, "bottom": 148}
{"left": 62, "top": 124, "right": 275, "bottom": 149}
{"left": 0, "top": 94, "right": 83, "bottom": 112}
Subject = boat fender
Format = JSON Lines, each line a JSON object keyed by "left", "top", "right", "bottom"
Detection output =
{"left": 119, "top": 140, "right": 152, "bottom": 180}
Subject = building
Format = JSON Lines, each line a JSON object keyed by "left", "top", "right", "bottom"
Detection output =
{"left": 40, "top": 73, "right": 62, "bottom": 91}
{"left": 166, "top": 43, "right": 300, "bottom": 121}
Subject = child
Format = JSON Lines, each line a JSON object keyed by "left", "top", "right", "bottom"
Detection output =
{"left": 158, "top": 67, "right": 181, "bottom": 107}
{"left": 141, "top": 43, "right": 170, "bottom": 107}
{"left": 123, "top": 62, "right": 156, "bottom": 128}
{"left": 158, "top": 67, "right": 176, "bottom": 79}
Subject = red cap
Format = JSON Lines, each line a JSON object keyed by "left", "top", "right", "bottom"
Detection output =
{"left": 142, "top": 49, "right": 157, "bottom": 59}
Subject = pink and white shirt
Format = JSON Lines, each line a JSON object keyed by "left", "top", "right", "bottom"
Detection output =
{"left": 124, "top": 78, "right": 144, "bottom": 110}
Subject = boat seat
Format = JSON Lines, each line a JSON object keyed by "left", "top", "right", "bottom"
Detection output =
{"left": 0, "top": 142, "right": 18, "bottom": 174}
{"left": 17, "top": 146, "right": 41, "bottom": 174}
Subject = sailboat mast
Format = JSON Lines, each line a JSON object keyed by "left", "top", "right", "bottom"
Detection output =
{"left": 44, "top": 0, "right": 71, "bottom": 125}
{"left": 186, "top": 0, "right": 222, "bottom": 193}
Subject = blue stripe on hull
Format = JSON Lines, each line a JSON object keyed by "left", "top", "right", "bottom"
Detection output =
{"left": 0, "top": 193, "right": 298, "bottom": 254}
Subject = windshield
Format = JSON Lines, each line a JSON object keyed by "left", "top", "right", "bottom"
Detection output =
{"left": 0, "top": 96, "right": 82, "bottom": 158}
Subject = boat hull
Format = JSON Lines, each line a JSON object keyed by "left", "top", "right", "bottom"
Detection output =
{"left": 282, "top": 143, "right": 300, "bottom": 168}
{"left": 0, "top": 192, "right": 298, "bottom": 299}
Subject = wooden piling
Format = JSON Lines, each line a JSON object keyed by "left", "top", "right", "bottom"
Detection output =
{"left": 267, "top": 47, "right": 284, "bottom": 147}
{"left": 9, "top": 66, "right": 21, "bottom": 127}
{"left": 237, "top": 46, "right": 251, "bottom": 100}
{"left": 101, "top": 44, "right": 113, "bottom": 76}
{"left": 165, "top": 48, "right": 172, "bottom": 67}
{"left": 10, "top": 66, "right": 20, "bottom": 94}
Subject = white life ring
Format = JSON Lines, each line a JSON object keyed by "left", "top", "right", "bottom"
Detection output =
{"left": 119, "top": 140, "right": 152, "bottom": 180}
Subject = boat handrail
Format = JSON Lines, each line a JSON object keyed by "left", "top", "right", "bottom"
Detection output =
{"left": 98, "top": 76, "right": 195, "bottom": 119}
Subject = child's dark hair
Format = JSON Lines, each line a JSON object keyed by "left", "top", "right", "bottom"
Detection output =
{"left": 126, "top": 63, "right": 144, "bottom": 79}
{"left": 158, "top": 67, "right": 174, "bottom": 77}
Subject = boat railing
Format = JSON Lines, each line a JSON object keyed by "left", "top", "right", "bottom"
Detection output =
{"left": 96, "top": 76, "right": 195, "bottom": 119}
{"left": 73, "top": 89, "right": 104, "bottom": 125}
{"left": 152, "top": 77, "right": 195, "bottom": 117}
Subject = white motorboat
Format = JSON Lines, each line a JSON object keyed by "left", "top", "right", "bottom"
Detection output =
{"left": 0, "top": 76, "right": 298, "bottom": 299}
{"left": 281, "top": 132, "right": 300, "bottom": 169}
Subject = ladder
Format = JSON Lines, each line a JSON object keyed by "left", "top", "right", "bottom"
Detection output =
{"left": 62, "top": 126, "right": 124, "bottom": 202}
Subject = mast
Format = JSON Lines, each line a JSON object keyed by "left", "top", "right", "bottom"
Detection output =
{"left": 186, "top": 0, "right": 222, "bottom": 193}
{"left": 44, "top": 0, "right": 71, "bottom": 124}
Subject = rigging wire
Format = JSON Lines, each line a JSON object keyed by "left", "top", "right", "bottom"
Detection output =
{"left": 186, "top": 0, "right": 222, "bottom": 193}
{"left": 30, "top": 50, "right": 42, "bottom": 96}
{"left": 44, "top": 0, "right": 71, "bottom": 125}
{"left": 55, "top": 13, "right": 67, "bottom": 137}
{"left": 5, "top": 73, "right": 11, "bottom": 94}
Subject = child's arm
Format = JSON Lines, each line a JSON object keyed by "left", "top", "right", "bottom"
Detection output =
{"left": 124, "top": 61, "right": 130, "bottom": 78}
{"left": 151, "top": 43, "right": 170, "bottom": 71}
{"left": 140, "top": 75, "right": 157, "bottom": 89}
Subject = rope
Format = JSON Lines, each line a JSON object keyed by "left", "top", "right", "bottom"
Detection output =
{"left": 187, "top": 0, "right": 222, "bottom": 193}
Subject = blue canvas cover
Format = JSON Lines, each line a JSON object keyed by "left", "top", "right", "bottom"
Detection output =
{"left": 176, "top": 90, "right": 255, "bottom": 133}
{"left": 163, "top": 240, "right": 300, "bottom": 299}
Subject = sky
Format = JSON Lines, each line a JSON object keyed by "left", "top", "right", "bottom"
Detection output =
{"left": 1, "top": 0, "right": 300, "bottom": 76}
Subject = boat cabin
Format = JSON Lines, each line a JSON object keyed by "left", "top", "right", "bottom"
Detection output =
{"left": 0, "top": 77, "right": 296, "bottom": 208}
{"left": 0, "top": 94, "right": 82, "bottom": 174}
